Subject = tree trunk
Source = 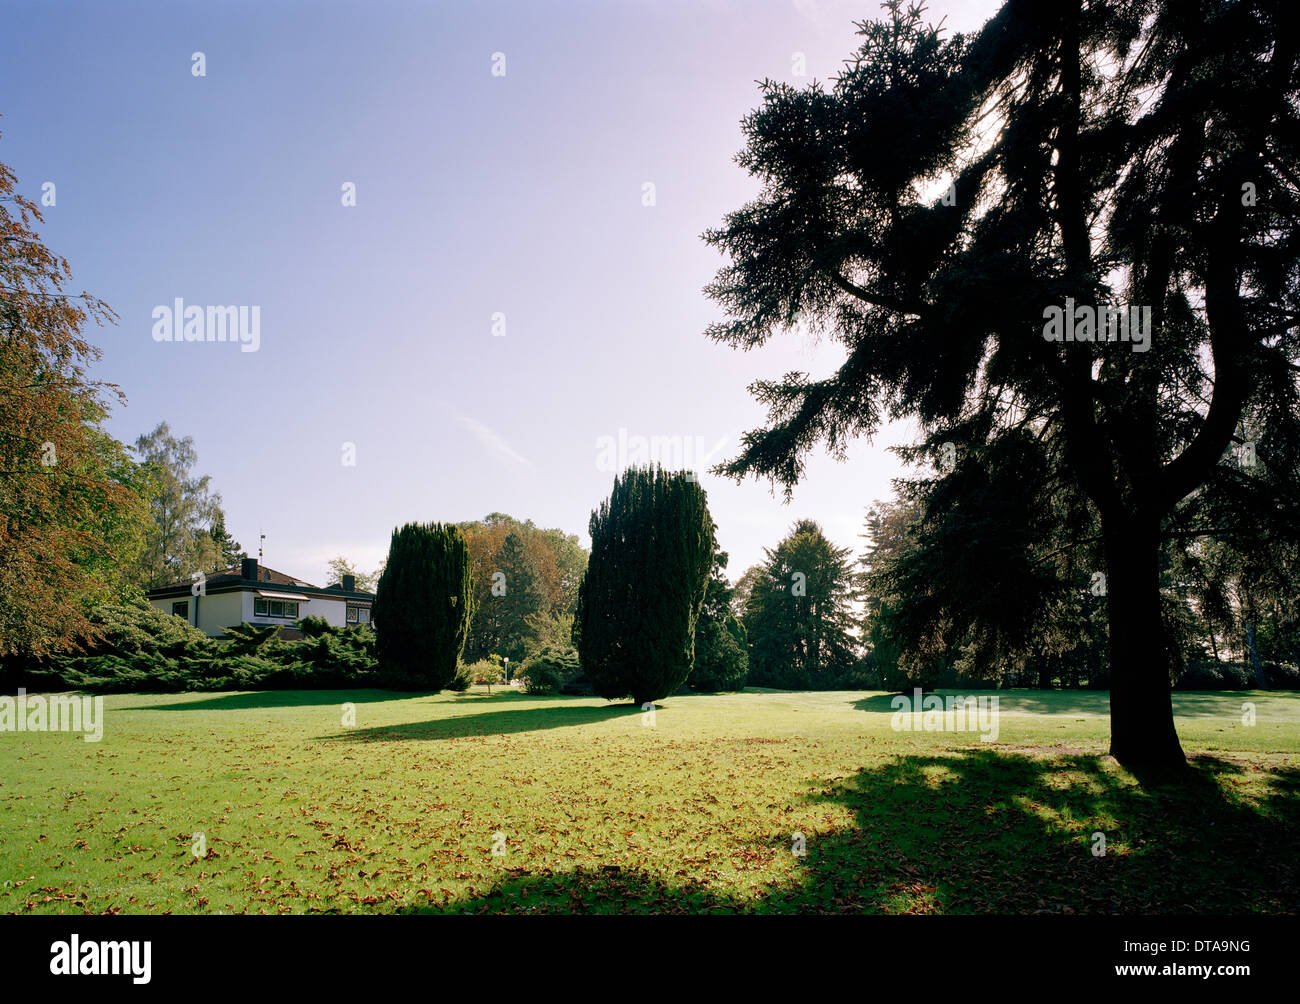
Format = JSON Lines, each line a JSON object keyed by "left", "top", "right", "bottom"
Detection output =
{"left": 1037, "top": 658, "right": 1052, "bottom": 690}
{"left": 1103, "top": 514, "right": 1187, "bottom": 768}
{"left": 1244, "top": 620, "right": 1268, "bottom": 690}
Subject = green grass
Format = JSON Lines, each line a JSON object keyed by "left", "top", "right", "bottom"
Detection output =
{"left": 1, "top": 688, "right": 1297, "bottom": 914}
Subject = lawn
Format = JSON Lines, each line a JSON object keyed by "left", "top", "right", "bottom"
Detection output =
{"left": 1, "top": 688, "right": 1297, "bottom": 914}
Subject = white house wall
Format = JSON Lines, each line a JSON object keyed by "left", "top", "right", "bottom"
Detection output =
{"left": 151, "top": 590, "right": 359, "bottom": 636}
{"left": 240, "top": 591, "right": 350, "bottom": 629}
{"left": 148, "top": 595, "right": 197, "bottom": 628}
{"left": 197, "top": 591, "right": 244, "bottom": 637}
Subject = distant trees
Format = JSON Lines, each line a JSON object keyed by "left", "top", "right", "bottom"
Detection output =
{"left": 487, "top": 531, "right": 547, "bottom": 663}
{"left": 457, "top": 513, "right": 587, "bottom": 663}
{"left": 0, "top": 152, "right": 151, "bottom": 658}
{"left": 743, "top": 521, "right": 858, "bottom": 689}
{"left": 574, "top": 468, "right": 715, "bottom": 704}
{"left": 326, "top": 556, "right": 378, "bottom": 592}
{"left": 207, "top": 510, "right": 245, "bottom": 571}
{"left": 690, "top": 550, "right": 749, "bottom": 692}
{"left": 129, "top": 422, "right": 221, "bottom": 589}
{"left": 373, "top": 522, "right": 475, "bottom": 690}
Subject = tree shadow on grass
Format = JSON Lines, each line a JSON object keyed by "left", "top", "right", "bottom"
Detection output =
{"left": 318, "top": 700, "right": 642, "bottom": 742}
{"left": 852, "top": 691, "right": 1112, "bottom": 716}
{"left": 399, "top": 749, "right": 1300, "bottom": 914}
{"left": 852, "top": 690, "right": 1277, "bottom": 720}
{"left": 134, "top": 688, "right": 414, "bottom": 712}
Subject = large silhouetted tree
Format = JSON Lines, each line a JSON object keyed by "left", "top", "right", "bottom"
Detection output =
{"left": 705, "top": 0, "right": 1300, "bottom": 766}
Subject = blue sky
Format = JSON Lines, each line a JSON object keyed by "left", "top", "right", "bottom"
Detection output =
{"left": 2, "top": 0, "right": 997, "bottom": 584}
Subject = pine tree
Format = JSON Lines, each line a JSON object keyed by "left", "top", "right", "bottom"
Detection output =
{"left": 493, "top": 530, "right": 546, "bottom": 663}
{"left": 574, "top": 467, "right": 715, "bottom": 704}
{"left": 744, "top": 521, "right": 858, "bottom": 689}
{"left": 209, "top": 508, "right": 244, "bottom": 570}
{"left": 373, "top": 522, "right": 475, "bottom": 690}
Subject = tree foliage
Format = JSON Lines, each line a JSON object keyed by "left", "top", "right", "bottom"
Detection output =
{"left": 705, "top": 0, "right": 1300, "bottom": 766}
{"left": 128, "top": 421, "right": 221, "bottom": 590}
{"left": 574, "top": 468, "right": 715, "bottom": 704}
{"left": 743, "top": 520, "right": 858, "bottom": 689}
{"left": 457, "top": 513, "right": 587, "bottom": 663}
{"left": 326, "top": 555, "right": 378, "bottom": 592}
{"left": 373, "top": 522, "right": 475, "bottom": 691}
{"left": 690, "top": 550, "right": 749, "bottom": 692}
{"left": 0, "top": 150, "right": 150, "bottom": 657}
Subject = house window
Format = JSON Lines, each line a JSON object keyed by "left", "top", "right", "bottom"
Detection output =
{"left": 347, "top": 605, "right": 370, "bottom": 625}
{"left": 254, "top": 598, "right": 299, "bottom": 619}
{"left": 171, "top": 601, "right": 189, "bottom": 620}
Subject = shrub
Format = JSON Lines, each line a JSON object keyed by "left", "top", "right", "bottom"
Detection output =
{"left": 1263, "top": 661, "right": 1300, "bottom": 690}
{"left": 448, "top": 661, "right": 474, "bottom": 693}
{"left": 519, "top": 648, "right": 580, "bottom": 696}
{"left": 44, "top": 599, "right": 214, "bottom": 692}
{"left": 462, "top": 658, "right": 505, "bottom": 692}
{"left": 690, "top": 613, "right": 748, "bottom": 692}
{"left": 2, "top": 599, "right": 384, "bottom": 693}
{"left": 561, "top": 671, "right": 595, "bottom": 696}
{"left": 373, "top": 522, "right": 475, "bottom": 691}
{"left": 1175, "top": 659, "right": 1253, "bottom": 691}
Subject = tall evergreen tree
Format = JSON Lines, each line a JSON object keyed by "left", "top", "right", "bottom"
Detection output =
{"left": 573, "top": 467, "right": 715, "bottom": 704}
{"left": 743, "top": 520, "right": 858, "bottom": 689}
{"left": 373, "top": 522, "right": 475, "bottom": 691}
{"left": 705, "top": 0, "right": 1300, "bottom": 766}
{"left": 207, "top": 507, "right": 244, "bottom": 571}
{"left": 492, "top": 530, "right": 547, "bottom": 663}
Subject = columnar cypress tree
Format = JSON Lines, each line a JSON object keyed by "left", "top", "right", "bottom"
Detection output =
{"left": 373, "top": 522, "right": 475, "bottom": 690}
{"left": 574, "top": 467, "right": 715, "bottom": 704}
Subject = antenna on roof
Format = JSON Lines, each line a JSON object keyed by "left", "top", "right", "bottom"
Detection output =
{"left": 259, "top": 531, "right": 265, "bottom": 563}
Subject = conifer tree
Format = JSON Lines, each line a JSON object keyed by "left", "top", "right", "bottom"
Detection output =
{"left": 574, "top": 468, "right": 715, "bottom": 704}
{"left": 373, "top": 522, "right": 474, "bottom": 690}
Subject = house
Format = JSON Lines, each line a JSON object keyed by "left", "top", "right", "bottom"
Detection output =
{"left": 146, "top": 558, "right": 375, "bottom": 639}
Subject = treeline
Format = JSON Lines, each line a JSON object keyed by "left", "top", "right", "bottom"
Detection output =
{"left": 857, "top": 467, "right": 1300, "bottom": 693}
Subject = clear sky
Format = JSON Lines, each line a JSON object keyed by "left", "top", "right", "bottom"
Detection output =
{"left": 2, "top": 0, "right": 998, "bottom": 585}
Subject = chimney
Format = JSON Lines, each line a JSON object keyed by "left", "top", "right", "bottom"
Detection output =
{"left": 241, "top": 557, "right": 258, "bottom": 581}
{"left": 342, "top": 574, "right": 356, "bottom": 592}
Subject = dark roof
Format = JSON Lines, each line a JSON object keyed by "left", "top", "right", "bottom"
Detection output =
{"left": 146, "top": 564, "right": 375, "bottom": 601}
{"left": 316, "top": 582, "right": 375, "bottom": 598}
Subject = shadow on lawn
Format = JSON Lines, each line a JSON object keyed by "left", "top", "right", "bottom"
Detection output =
{"left": 401, "top": 750, "right": 1300, "bottom": 915}
{"left": 319, "top": 698, "right": 641, "bottom": 741}
{"left": 853, "top": 690, "right": 1267, "bottom": 721}
{"left": 135, "top": 688, "right": 410, "bottom": 712}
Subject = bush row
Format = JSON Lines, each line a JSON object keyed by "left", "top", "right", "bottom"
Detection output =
{"left": 1174, "top": 659, "right": 1300, "bottom": 691}
{"left": 0, "top": 601, "right": 379, "bottom": 692}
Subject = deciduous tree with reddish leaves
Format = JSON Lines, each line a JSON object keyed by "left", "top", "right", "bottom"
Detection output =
{"left": 0, "top": 149, "right": 150, "bottom": 658}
